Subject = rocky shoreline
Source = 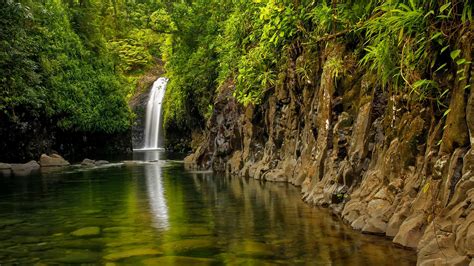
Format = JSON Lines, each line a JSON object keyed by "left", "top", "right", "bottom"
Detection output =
{"left": 0, "top": 154, "right": 115, "bottom": 177}
{"left": 185, "top": 41, "right": 474, "bottom": 265}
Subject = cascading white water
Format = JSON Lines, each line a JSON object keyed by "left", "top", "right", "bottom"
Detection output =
{"left": 143, "top": 77, "right": 168, "bottom": 149}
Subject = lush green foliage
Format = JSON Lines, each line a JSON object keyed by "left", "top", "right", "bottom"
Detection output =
{"left": 0, "top": 0, "right": 163, "bottom": 133}
{"left": 156, "top": 0, "right": 233, "bottom": 131}
{"left": 2, "top": 0, "right": 472, "bottom": 136}
{"left": 160, "top": 0, "right": 472, "bottom": 131}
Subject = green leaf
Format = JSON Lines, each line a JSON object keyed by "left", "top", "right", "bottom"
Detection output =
{"left": 443, "top": 108, "right": 451, "bottom": 117}
{"left": 441, "top": 45, "right": 450, "bottom": 53}
{"left": 440, "top": 88, "right": 449, "bottom": 98}
{"left": 429, "top": 32, "right": 442, "bottom": 41}
{"left": 422, "top": 182, "right": 430, "bottom": 194}
{"left": 456, "top": 59, "right": 466, "bottom": 65}
{"left": 434, "top": 63, "right": 447, "bottom": 72}
{"left": 450, "top": 49, "right": 461, "bottom": 60}
{"left": 424, "top": 10, "right": 434, "bottom": 18}
{"left": 440, "top": 3, "right": 451, "bottom": 13}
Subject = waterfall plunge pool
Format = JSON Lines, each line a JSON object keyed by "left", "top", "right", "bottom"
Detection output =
{"left": 0, "top": 151, "right": 416, "bottom": 265}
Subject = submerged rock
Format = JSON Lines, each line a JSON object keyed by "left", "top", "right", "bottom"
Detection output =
{"left": 71, "top": 226, "right": 101, "bottom": 237}
{"left": 159, "top": 239, "right": 216, "bottom": 255}
{"left": 230, "top": 241, "right": 275, "bottom": 258}
{"left": 39, "top": 154, "right": 70, "bottom": 167}
{"left": 103, "top": 248, "right": 162, "bottom": 261}
{"left": 142, "top": 256, "right": 216, "bottom": 266}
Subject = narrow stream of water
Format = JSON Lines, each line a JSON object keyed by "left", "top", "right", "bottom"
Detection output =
{"left": 0, "top": 151, "right": 416, "bottom": 265}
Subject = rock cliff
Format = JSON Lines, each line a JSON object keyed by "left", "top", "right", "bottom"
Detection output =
{"left": 186, "top": 40, "right": 474, "bottom": 265}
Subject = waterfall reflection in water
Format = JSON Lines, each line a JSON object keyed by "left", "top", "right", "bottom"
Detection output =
{"left": 144, "top": 152, "right": 169, "bottom": 230}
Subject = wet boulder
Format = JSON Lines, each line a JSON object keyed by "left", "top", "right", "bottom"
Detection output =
{"left": 0, "top": 163, "right": 12, "bottom": 176}
{"left": 39, "top": 154, "right": 70, "bottom": 167}
{"left": 0, "top": 163, "right": 11, "bottom": 170}
{"left": 81, "top": 158, "right": 96, "bottom": 167}
{"left": 11, "top": 161, "right": 40, "bottom": 176}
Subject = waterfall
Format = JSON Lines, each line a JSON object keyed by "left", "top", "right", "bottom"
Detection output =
{"left": 143, "top": 77, "right": 168, "bottom": 149}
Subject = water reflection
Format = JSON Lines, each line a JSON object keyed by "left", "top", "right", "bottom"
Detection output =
{"left": 134, "top": 149, "right": 161, "bottom": 161}
{"left": 183, "top": 173, "right": 417, "bottom": 265}
{"left": 144, "top": 151, "right": 169, "bottom": 230}
{"left": 0, "top": 153, "right": 417, "bottom": 265}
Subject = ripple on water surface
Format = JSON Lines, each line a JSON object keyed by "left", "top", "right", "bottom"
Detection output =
{"left": 0, "top": 151, "right": 417, "bottom": 265}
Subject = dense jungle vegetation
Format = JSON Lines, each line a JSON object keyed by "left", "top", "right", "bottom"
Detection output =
{"left": 160, "top": 0, "right": 472, "bottom": 137}
{"left": 1, "top": 0, "right": 163, "bottom": 133}
{"left": 1, "top": 0, "right": 472, "bottom": 138}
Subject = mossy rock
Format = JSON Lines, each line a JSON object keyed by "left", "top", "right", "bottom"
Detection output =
{"left": 141, "top": 256, "right": 217, "bottom": 266}
{"left": 159, "top": 239, "right": 218, "bottom": 255}
{"left": 71, "top": 226, "right": 101, "bottom": 237}
{"left": 231, "top": 241, "right": 276, "bottom": 258}
{"left": 52, "top": 250, "right": 101, "bottom": 263}
{"left": 103, "top": 248, "right": 162, "bottom": 261}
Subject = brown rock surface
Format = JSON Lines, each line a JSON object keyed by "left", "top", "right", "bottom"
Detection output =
{"left": 11, "top": 161, "right": 40, "bottom": 176}
{"left": 39, "top": 154, "right": 70, "bottom": 167}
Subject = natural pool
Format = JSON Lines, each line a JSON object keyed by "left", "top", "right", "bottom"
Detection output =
{"left": 0, "top": 151, "right": 416, "bottom": 265}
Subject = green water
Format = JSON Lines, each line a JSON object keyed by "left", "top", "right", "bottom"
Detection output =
{"left": 0, "top": 151, "right": 416, "bottom": 265}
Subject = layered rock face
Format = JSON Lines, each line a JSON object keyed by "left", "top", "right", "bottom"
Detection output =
{"left": 186, "top": 41, "right": 474, "bottom": 264}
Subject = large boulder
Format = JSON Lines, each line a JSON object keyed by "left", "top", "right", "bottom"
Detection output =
{"left": 0, "top": 163, "right": 12, "bottom": 176}
{"left": 11, "top": 161, "right": 40, "bottom": 176}
{"left": 81, "top": 158, "right": 96, "bottom": 167}
{"left": 0, "top": 163, "right": 11, "bottom": 170}
{"left": 81, "top": 159, "right": 110, "bottom": 167}
{"left": 39, "top": 154, "right": 70, "bottom": 167}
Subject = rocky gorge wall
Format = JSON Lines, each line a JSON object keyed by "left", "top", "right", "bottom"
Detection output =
{"left": 185, "top": 39, "right": 474, "bottom": 265}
